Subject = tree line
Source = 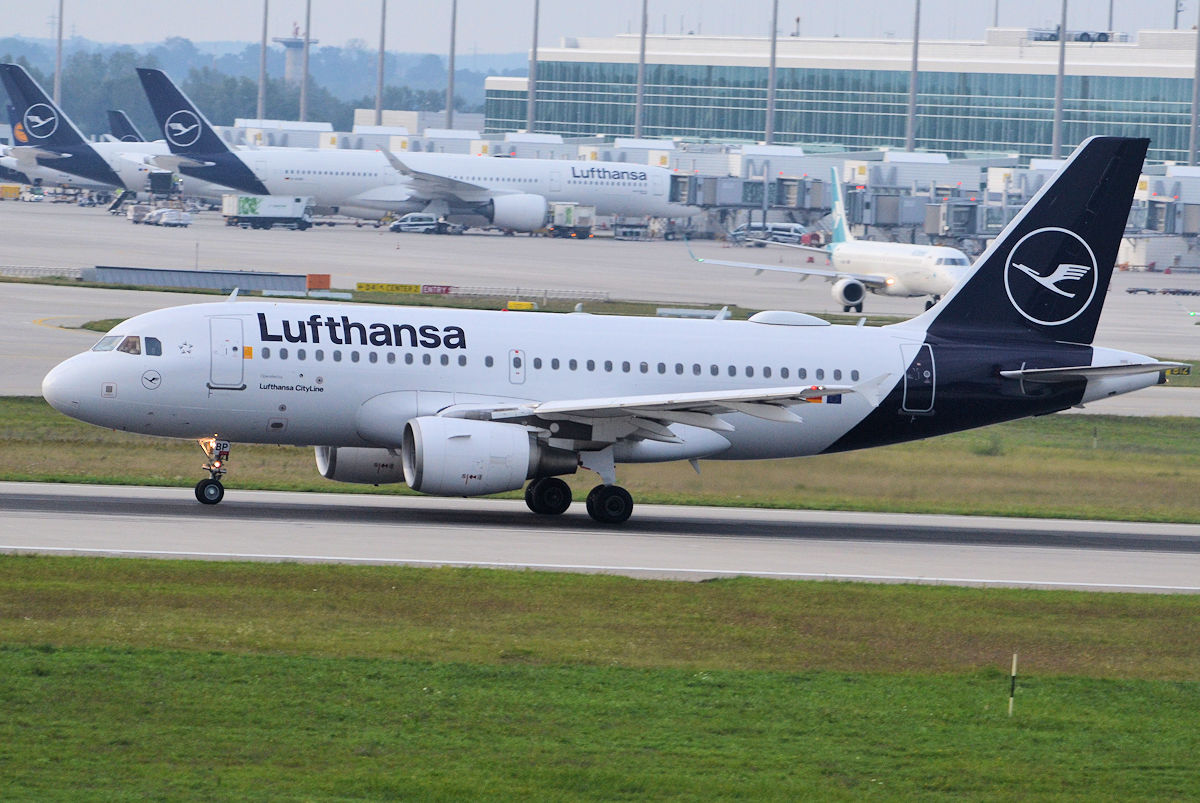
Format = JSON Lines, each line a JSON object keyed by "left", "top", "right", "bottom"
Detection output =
{"left": 1, "top": 37, "right": 520, "bottom": 138}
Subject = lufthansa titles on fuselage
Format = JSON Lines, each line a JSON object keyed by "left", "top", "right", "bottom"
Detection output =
{"left": 257, "top": 313, "right": 466, "bottom": 349}
{"left": 569, "top": 166, "right": 648, "bottom": 182}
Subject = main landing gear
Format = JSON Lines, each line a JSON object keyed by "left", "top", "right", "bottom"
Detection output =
{"left": 524, "top": 478, "right": 635, "bottom": 524}
{"left": 925, "top": 294, "right": 942, "bottom": 311}
{"left": 195, "top": 437, "right": 230, "bottom": 505}
{"left": 843, "top": 302, "right": 863, "bottom": 313}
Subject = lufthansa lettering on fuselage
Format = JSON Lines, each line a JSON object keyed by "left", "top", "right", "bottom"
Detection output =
{"left": 259, "top": 382, "right": 324, "bottom": 393}
{"left": 569, "top": 166, "right": 648, "bottom": 182}
{"left": 257, "top": 313, "right": 466, "bottom": 349}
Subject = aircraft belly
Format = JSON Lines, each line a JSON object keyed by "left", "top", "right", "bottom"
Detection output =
{"left": 708, "top": 406, "right": 868, "bottom": 460}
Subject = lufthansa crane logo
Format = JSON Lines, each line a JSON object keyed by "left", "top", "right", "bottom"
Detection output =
{"left": 1003, "top": 227, "right": 1098, "bottom": 326}
{"left": 164, "top": 109, "right": 202, "bottom": 148}
{"left": 22, "top": 104, "right": 58, "bottom": 139}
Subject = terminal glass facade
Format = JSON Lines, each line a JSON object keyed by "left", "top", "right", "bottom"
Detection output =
{"left": 485, "top": 61, "right": 1193, "bottom": 163}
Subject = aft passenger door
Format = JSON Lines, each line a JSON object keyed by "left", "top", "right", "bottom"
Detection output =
{"left": 209, "top": 317, "right": 246, "bottom": 390}
{"left": 900, "top": 343, "right": 934, "bottom": 414}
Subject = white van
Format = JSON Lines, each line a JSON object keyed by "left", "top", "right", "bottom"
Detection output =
{"left": 731, "top": 221, "right": 807, "bottom": 245}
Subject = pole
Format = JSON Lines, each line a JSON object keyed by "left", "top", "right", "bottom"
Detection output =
{"left": 993, "top": 0, "right": 999, "bottom": 28}
{"left": 766, "top": 0, "right": 779, "bottom": 144}
{"left": 635, "top": 0, "right": 648, "bottom": 138}
{"left": 375, "top": 0, "right": 387, "bottom": 126}
{"left": 1191, "top": 2, "right": 1200, "bottom": 164}
{"left": 905, "top": 0, "right": 920, "bottom": 151}
{"left": 53, "top": 0, "right": 63, "bottom": 104}
{"left": 1052, "top": 0, "right": 1067, "bottom": 158}
{"left": 299, "top": 0, "right": 311, "bottom": 122}
{"left": 257, "top": 0, "right": 268, "bottom": 120}
{"left": 1176, "top": 0, "right": 1182, "bottom": 31}
{"left": 1008, "top": 653, "right": 1018, "bottom": 717}
{"left": 526, "top": 0, "right": 539, "bottom": 132}
{"left": 446, "top": 0, "right": 457, "bottom": 129}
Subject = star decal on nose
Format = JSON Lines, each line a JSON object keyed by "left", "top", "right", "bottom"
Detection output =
{"left": 179, "top": 341, "right": 193, "bottom": 354}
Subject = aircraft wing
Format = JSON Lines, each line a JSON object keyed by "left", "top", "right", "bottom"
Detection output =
{"left": 445, "top": 377, "right": 891, "bottom": 443}
{"left": 381, "top": 149, "right": 486, "bottom": 199}
{"left": 685, "top": 240, "right": 890, "bottom": 288}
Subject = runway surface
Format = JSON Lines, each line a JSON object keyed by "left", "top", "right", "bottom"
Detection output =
{"left": 2, "top": 482, "right": 1198, "bottom": 593}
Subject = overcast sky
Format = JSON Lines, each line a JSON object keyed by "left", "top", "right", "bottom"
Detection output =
{"left": 3, "top": 1, "right": 1194, "bottom": 54}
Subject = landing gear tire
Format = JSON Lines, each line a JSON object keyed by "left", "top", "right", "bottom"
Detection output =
{"left": 585, "top": 484, "right": 633, "bottom": 525}
{"left": 195, "top": 478, "right": 224, "bottom": 505}
{"left": 525, "top": 477, "right": 573, "bottom": 515}
{"left": 854, "top": 302, "right": 863, "bottom": 313}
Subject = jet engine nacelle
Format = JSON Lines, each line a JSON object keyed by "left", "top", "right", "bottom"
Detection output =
{"left": 831, "top": 278, "right": 866, "bottom": 307}
{"left": 483, "top": 194, "right": 549, "bottom": 232}
{"left": 402, "top": 416, "right": 577, "bottom": 496}
{"left": 314, "top": 446, "right": 406, "bottom": 485}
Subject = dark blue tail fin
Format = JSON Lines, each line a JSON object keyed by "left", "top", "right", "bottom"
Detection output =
{"left": 106, "top": 110, "right": 145, "bottom": 142}
{"left": 0, "top": 63, "right": 123, "bottom": 187}
{"left": 923, "top": 136, "right": 1148, "bottom": 346}
{"left": 135, "top": 67, "right": 269, "bottom": 195}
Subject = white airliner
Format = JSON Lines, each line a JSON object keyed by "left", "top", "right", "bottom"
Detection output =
{"left": 695, "top": 167, "right": 972, "bottom": 312}
{"left": 42, "top": 137, "right": 1178, "bottom": 524}
{"left": 136, "top": 68, "right": 698, "bottom": 229}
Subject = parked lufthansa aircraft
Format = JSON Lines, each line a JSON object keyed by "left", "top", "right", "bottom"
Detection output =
{"left": 696, "top": 167, "right": 972, "bottom": 312}
{"left": 0, "top": 64, "right": 228, "bottom": 200}
{"left": 136, "top": 68, "right": 698, "bottom": 228}
{"left": 42, "top": 137, "right": 1177, "bottom": 524}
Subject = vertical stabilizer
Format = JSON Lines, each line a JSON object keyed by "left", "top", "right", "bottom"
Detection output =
{"left": 0, "top": 64, "right": 124, "bottom": 187}
{"left": 135, "top": 67, "right": 269, "bottom": 195}
{"left": 829, "top": 166, "right": 853, "bottom": 244}
{"left": 921, "top": 136, "right": 1148, "bottom": 346}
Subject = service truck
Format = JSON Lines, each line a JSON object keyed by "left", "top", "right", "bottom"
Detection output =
{"left": 222, "top": 194, "right": 314, "bottom": 230}
{"left": 545, "top": 202, "right": 595, "bottom": 239}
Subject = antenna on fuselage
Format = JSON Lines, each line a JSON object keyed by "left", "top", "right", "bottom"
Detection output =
{"left": 228, "top": 288, "right": 240, "bottom": 301}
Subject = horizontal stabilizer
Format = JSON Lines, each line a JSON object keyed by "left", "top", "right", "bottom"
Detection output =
{"left": 999, "top": 362, "right": 1187, "bottom": 383}
{"left": 7, "top": 145, "right": 68, "bottom": 163}
{"left": 147, "top": 153, "right": 215, "bottom": 171}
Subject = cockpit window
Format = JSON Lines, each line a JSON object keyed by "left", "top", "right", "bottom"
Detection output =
{"left": 116, "top": 336, "right": 141, "bottom": 355}
{"left": 146, "top": 337, "right": 162, "bottom": 356}
{"left": 92, "top": 335, "right": 122, "bottom": 352}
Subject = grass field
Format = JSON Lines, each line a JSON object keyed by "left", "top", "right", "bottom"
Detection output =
{"left": 4, "top": 396, "right": 1199, "bottom": 522}
{"left": 1, "top": 557, "right": 1198, "bottom": 799}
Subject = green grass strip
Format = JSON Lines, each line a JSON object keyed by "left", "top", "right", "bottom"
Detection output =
{"left": 1, "top": 557, "right": 1198, "bottom": 799}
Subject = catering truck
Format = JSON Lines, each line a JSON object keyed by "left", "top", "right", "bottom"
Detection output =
{"left": 545, "top": 202, "right": 595, "bottom": 239}
{"left": 221, "top": 194, "right": 314, "bottom": 230}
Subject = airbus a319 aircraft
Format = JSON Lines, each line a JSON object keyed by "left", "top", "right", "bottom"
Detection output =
{"left": 695, "top": 167, "right": 972, "bottom": 312}
{"left": 42, "top": 137, "right": 1178, "bottom": 524}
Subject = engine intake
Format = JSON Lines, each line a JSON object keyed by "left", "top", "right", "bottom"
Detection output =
{"left": 831, "top": 277, "right": 866, "bottom": 307}
{"left": 402, "top": 416, "right": 577, "bottom": 496}
{"left": 481, "top": 194, "right": 549, "bottom": 232}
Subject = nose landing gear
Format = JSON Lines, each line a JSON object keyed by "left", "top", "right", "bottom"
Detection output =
{"left": 195, "top": 437, "right": 230, "bottom": 505}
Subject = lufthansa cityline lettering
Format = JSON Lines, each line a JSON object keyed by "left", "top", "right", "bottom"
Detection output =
{"left": 257, "top": 313, "right": 466, "bottom": 349}
{"left": 570, "top": 166, "right": 648, "bottom": 181}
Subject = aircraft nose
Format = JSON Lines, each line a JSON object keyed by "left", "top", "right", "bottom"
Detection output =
{"left": 42, "top": 357, "right": 83, "bottom": 417}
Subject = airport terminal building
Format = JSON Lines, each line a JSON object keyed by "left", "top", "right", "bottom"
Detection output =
{"left": 486, "top": 28, "right": 1200, "bottom": 164}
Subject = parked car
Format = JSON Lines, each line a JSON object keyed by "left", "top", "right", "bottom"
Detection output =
{"left": 390, "top": 212, "right": 464, "bottom": 234}
{"left": 145, "top": 208, "right": 192, "bottom": 228}
{"left": 730, "top": 221, "right": 807, "bottom": 245}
